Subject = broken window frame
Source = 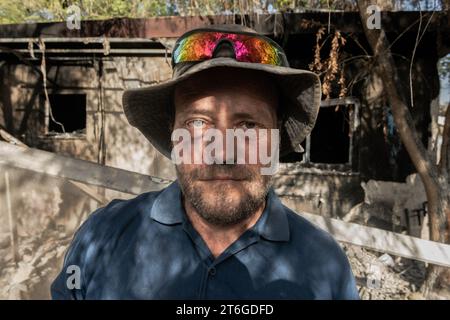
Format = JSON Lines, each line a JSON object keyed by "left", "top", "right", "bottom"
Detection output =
{"left": 41, "top": 89, "right": 87, "bottom": 139}
{"left": 301, "top": 96, "right": 360, "bottom": 171}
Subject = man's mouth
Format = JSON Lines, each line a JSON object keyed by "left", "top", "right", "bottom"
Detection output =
{"left": 199, "top": 176, "right": 244, "bottom": 181}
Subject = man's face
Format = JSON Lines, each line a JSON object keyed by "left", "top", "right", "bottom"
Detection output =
{"left": 173, "top": 68, "right": 279, "bottom": 226}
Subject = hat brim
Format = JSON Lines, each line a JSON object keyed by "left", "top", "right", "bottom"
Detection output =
{"left": 122, "top": 57, "right": 321, "bottom": 159}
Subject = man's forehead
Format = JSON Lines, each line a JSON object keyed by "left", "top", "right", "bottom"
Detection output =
{"left": 174, "top": 67, "right": 278, "bottom": 102}
{"left": 175, "top": 97, "right": 272, "bottom": 118}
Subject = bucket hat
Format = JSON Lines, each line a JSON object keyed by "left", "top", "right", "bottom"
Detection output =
{"left": 122, "top": 24, "right": 321, "bottom": 158}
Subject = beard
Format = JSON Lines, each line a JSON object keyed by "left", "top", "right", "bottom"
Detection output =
{"left": 176, "top": 164, "right": 273, "bottom": 227}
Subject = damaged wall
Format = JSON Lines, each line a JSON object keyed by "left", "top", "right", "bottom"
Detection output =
{"left": 0, "top": 55, "right": 177, "bottom": 183}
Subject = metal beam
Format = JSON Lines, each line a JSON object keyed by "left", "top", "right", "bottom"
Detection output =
{"left": 0, "top": 141, "right": 171, "bottom": 195}
{"left": 0, "top": 12, "right": 446, "bottom": 40}
{"left": 0, "top": 48, "right": 169, "bottom": 55}
{"left": 0, "top": 129, "right": 109, "bottom": 204}
{"left": 0, "top": 37, "right": 161, "bottom": 43}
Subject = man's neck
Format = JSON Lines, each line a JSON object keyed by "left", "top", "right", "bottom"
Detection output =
{"left": 183, "top": 200, "right": 265, "bottom": 258}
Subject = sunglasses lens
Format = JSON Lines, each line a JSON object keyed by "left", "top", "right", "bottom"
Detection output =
{"left": 173, "top": 32, "right": 216, "bottom": 63}
{"left": 173, "top": 32, "right": 285, "bottom": 66}
{"left": 234, "top": 36, "right": 283, "bottom": 65}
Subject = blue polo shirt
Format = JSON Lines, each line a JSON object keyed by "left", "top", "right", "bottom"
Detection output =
{"left": 51, "top": 181, "right": 359, "bottom": 300}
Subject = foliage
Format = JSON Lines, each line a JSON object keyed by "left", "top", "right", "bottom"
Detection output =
{"left": 0, "top": 1, "right": 444, "bottom": 25}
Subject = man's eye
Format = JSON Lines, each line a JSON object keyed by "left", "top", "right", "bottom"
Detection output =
{"left": 187, "top": 119, "right": 207, "bottom": 129}
{"left": 238, "top": 121, "right": 258, "bottom": 129}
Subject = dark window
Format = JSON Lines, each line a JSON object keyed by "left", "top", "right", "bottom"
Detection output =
{"left": 47, "top": 94, "right": 86, "bottom": 133}
{"left": 310, "top": 106, "right": 350, "bottom": 164}
{"left": 280, "top": 98, "right": 358, "bottom": 167}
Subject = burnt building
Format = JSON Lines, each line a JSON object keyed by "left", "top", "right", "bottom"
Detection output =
{"left": 0, "top": 11, "right": 448, "bottom": 298}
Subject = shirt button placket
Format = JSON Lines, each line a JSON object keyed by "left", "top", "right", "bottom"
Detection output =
{"left": 208, "top": 267, "right": 216, "bottom": 277}
{"left": 201, "top": 266, "right": 216, "bottom": 299}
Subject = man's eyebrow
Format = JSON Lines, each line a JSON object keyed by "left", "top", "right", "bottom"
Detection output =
{"left": 231, "top": 112, "right": 259, "bottom": 120}
{"left": 176, "top": 108, "right": 217, "bottom": 119}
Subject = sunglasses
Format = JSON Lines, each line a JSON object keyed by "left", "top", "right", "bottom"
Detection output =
{"left": 172, "top": 29, "right": 289, "bottom": 67}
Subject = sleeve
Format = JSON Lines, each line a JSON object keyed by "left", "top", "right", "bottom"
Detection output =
{"left": 50, "top": 208, "right": 104, "bottom": 300}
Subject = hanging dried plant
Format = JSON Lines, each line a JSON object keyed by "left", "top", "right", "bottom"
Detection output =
{"left": 309, "top": 27, "right": 326, "bottom": 73}
{"left": 338, "top": 68, "right": 347, "bottom": 98}
{"left": 309, "top": 28, "right": 347, "bottom": 99}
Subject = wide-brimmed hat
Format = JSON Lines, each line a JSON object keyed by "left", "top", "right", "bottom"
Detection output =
{"left": 122, "top": 24, "right": 321, "bottom": 158}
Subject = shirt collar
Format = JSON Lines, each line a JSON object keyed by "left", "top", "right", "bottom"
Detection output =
{"left": 255, "top": 188, "right": 290, "bottom": 242}
{"left": 150, "top": 180, "right": 185, "bottom": 225}
{"left": 149, "top": 180, "right": 290, "bottom": 242}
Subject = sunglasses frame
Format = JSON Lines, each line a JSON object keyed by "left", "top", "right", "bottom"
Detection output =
{"left": 171, "top": 28, "right": 289, "bottom": 67}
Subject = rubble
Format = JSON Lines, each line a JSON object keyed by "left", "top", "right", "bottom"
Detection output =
{"left": 0, "top": 228, "right": 70, "bottom": 299}
{"left": 341, "top": 243, "right": 445, "bottom": 300}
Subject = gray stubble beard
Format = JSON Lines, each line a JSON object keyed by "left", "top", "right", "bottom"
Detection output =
{"left": 176, "top": 165, "right": 273, "bottom": 227}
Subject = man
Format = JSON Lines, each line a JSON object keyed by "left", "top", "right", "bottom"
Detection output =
{"left": 51, "top": 24, "right": 359, "bottom": 299}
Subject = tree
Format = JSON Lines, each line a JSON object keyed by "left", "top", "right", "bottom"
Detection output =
{"left": 356, "top": 0, "right": 450, "bottom": 298}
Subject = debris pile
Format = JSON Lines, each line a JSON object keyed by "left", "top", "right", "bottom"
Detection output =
{"left": 0, "top": 230, "right": 70, "bottom": 299}
{"left": 342, "top": 244, "right": 434, "bottom": 300}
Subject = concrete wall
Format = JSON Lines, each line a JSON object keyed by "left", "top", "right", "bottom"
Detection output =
{"left": 274, "top": 165, "right": 364, "bottom": 218}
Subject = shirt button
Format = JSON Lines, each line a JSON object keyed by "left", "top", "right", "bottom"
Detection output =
{"left": 208, "top": 267, "right": 216, "bottom": 276}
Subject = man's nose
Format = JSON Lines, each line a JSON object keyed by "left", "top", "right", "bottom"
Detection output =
{"left": 210, "top": 123, "right": 236, "bottom": 165}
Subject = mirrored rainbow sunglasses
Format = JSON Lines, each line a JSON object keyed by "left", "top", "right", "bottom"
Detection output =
{"left": 172, "top": 29, "right": 289, "bottom": 67}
